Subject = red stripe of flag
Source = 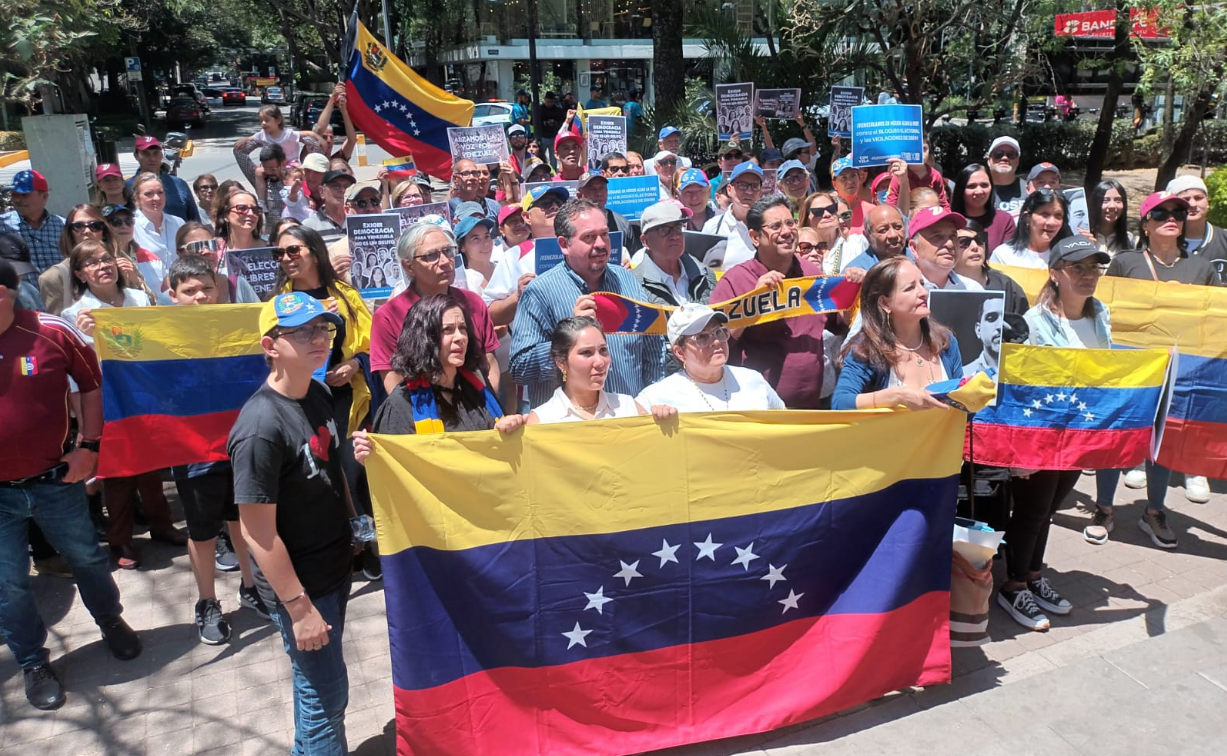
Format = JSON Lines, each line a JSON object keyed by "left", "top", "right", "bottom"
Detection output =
{"left": 967, "top": 423, "right": 1150, "bottom": 471}
{"left": 1157, "top": 416, "right": 1227, "bottom": 479}
{"left": 98, "top": 410, "right": 239, "bottom": 478}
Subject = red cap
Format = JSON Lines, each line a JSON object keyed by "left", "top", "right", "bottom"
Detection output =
{"left": 907, "top": 205, "right": 967, "bottom": 239}
{"left": 95, "top": 163, "right": 123, "bottom": 180}
{"left": 135, "top": 136, "right": 161, "bottom": 151}
{"left": 497, "top": 204, "right": 524, "bottom": 226}
{"left": 1138, "top": 190, "right": 1189, "bottom": 219}
{"left": 554, "top": 131, "right": 583, "bottom": 151}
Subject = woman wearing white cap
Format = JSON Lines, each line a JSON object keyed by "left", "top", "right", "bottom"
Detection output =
{"left": 636, "top": 304, "right": 785, "bottom": 412}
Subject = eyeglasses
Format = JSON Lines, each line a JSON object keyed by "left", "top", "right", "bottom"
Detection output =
{"left": 990, "top": 150, "right": 1019, "bottom": 160}
{"left": 196, "top": 184, "right": 218, "bottom": 193}
{"left": 658, "top": 159, "right": 678, "bottom": 167}
{"left": 650, "top": 224, "right": 684, "bottom": 239}
{"left": 81, "top": 255, "right": 116, "bottom": 270}
{"left": 456, "top": 170, "right": 481, "bottom": 178}
{"left": 272, "top": 244, "right": 308, "bottom": 261}
{"left": 781, "top": 173, "right": 808, "bottom": 184}
{"left": 686, "top": 326, "right": 731, "bottom": 349}
{"left": 69, "top": 220, "right": 105, "bottom": 233}
{"left": 606, "top": 165, "right": 629, "bottom": 175}
{"left": 798, "top": 242, "right": 818, "bottom": 253}
{"left": 1148, "top": 207, "right": 1188, "bottom": 223}
{"left": 762, "top": 218, "right": 799, "bottom": 234}
{"left": 808, "top": 205, "right": 838, "bottom": 219}
{"left": 276, "top": 323, "right": 337, "bottom": 344}
{"left": 349, "top": 198, "right": 381, "bottom": 209}
{"left": 956, "top": 236, "right": 984, "bottom": 249}
{"left": 229, "top": 204, "right": 259, "bottom": 216}
{"left": 838, "top": 210, "right": 853, "bottom": 223}
{"left": 730, "top": 181, "right": 761, "bottom": 193}
{"left": 414, "top": 246, "right": 458, "bottom": 264}
{"left": 106, "top": 216, "right": 135, "bottom": 228}
{"left": 1059, "top": 262, "right": 1104, "bottom": 276}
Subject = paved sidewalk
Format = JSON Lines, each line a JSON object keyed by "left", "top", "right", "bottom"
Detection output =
{"left": 2, "top": 473, "right": 1226, "bottom": 754}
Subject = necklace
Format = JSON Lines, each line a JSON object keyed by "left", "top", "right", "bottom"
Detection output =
{"left": 897, "top": 337, "right": 927, "bottom": 367}
{"left": 1147, "top": 251, "right": 1178, "bottom": 268}
{"left": 688, "top": 370, "right": 730, "bottom": 411}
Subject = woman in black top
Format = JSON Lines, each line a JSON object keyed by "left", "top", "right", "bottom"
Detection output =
{"left": 353, "top": 294, "right": 526, "bottom": 461}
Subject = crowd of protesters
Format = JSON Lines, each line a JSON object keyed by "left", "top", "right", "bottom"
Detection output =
{"left": 2, "top": 82, "right": 1224, "bottom": 755}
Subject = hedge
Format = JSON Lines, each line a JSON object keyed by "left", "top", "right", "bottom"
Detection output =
{"left": 0, "top": 131, "right": 25, "bottom": 151}
{"left": 1206, "top": 165, "right": 1227, "bottom": 228}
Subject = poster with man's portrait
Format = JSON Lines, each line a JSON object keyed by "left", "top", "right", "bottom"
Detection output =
{"left": 928, "top": 290, "right": 1005, "bottom": 378}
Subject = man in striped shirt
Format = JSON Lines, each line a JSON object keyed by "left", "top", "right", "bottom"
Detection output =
{"left": 509, "top": 199, "right": 664, "bottom": 409}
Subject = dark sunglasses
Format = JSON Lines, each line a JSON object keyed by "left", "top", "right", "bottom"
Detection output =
{"left": 1147, "top": 207, "right": 1188, "bottom": 223}
{"left": 272, "top": 244, "right": 308, "bottom": 261}
{"left": 956, "top": 236, "right": 985, "bottom": 249}
{"left": 658, "top": 158, "right": 678, "bottom": 166}
{"left": 990, "top": 150, "right": 1019, "bottom": 160}
{"left": 797, "top": 242, "right": 818, "bottom": 253}
{"left": 106, "top": 216, "right": 135, "bottom": 228}
{"left": 196, "top": 184, "right": 218, "bottom": 192}
{"left": 69, "top": 220, "right": 105, "bottom": 233}
{"left": 808, "top": 205, "right": 838, "bottom": 219}
{"left": 229, "top": 204, "right": 259, "bottom": 216}
{"left": 349, "top": 198, "right": 381, "bottom": 210}
{"left": 723, "top": 151, "right": 744, "bottom": 161}
{"left": 606, "top": 165, "right": 629, "bottom": 175}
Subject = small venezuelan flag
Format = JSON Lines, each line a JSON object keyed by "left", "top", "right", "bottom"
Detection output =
{"left": 93, "top": 305, "right": 266, "bottom": 478}
{"left": 968, "top": 343, "right": 1170, "bottom": 470}
{"left": 19, "top": 356, "right": 37, "bottom": 375}
{"left": 381, "top": 155, "right": 417, "bottom": 181}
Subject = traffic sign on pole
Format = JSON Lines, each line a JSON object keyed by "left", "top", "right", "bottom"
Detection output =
{"left": 125, "top": 56, "right": 143, "bottom": 81}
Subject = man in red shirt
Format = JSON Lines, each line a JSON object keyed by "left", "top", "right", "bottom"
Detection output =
{"left": 0, "top": 259, "right": 141, "bottom": 711}
{"left": 370, "top": 223, "right": 500, "bottom": 394}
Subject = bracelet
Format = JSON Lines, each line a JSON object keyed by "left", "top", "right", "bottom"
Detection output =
{"left": 283, "top": 591, "right": 307, "bottom": 606}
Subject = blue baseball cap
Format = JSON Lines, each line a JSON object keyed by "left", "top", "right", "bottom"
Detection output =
{"left": 778, "top": 159, "right": 808, "bottom": 178}
{"left": 729, "top": 162, "right": 764, "bottom": 182}
{"left": 10, "top": 170, "right": 48, "bottom": 194}
{"left": 831, "top": 156, "right": 857, "bottom": 177}
{"left": 677, "top": 168, "right": 709, "bottom": 190}
{"left": 658, "top": 126, "right": 680, "bottom": 140}
{"left": 520, "top": 184, "right": 570, "bottom": 212}
{"left": 758, "top": 148, "right": 784, "bottom": 166}
{"left": 259, "top": 292, "right": 342, "bottom": 336}
{"left": 454, "top": 214, "right": 496, "bottom": 241}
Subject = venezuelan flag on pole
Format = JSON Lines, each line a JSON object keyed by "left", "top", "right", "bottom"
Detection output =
{"left": 968, "top": 343, "right": 1170, "bottom": 470}
{"left": 344, "top": 16, "right": 474, "bottom": 181}
{"left": 93, "top": 305, "right": 265, "bottom": 478}
{"left": 366, "top": 410, "right": 963, "bottom": 755}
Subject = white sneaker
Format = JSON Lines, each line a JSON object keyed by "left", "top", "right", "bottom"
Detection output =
{"left": 1186, "top": 475, "right": 1211, "bottom": 503}
{"left": 1123, "top": 469, "right": 1148, "bottom": 489}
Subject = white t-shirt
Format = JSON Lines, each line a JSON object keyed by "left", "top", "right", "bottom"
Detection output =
{"left": 635, "top": 366, "right": 785, "bottom": 413}
{"left": 532, "top": 387, "right": 641, "bottom": 424}
{"left": 990, "top": 244, "right": 1050, "bottom": 269}
{"left": 134, "top": 211, "right": 185, "bottom": 268}
{"left": 482, "top": 241, "right": 535, "bottom": 304}
{"left": 62, "top": 288, "right": 152, "bottom": 345}
{"left": 251, "top": 127, "right": 302, "bottom": 164}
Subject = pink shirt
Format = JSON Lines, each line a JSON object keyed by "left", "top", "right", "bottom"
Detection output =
{"left": 370, "top": 285, "right": 500, "bottom": 373}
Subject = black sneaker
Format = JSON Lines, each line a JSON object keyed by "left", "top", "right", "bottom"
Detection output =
{"left": 237, "top": 585, "right": 271, "bottom": 621}
{"left": 100, "top": 618, "right": 142, "bottom": 660}
{"left": 195, "top": 598, "right": 231, "bottom": 645}
{"left": 997, "top": 586, "right": 1050, "bottom": 631}
{"left": 214, "top": 530, "right": 239, "bottom": 572}
{"left": 1028, "top": 577, "right": 1072, "bottom": 616}
{"left": 23, "top": 663, "right": 65, "bottom": 710}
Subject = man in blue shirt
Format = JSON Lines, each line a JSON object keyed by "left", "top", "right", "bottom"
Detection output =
{"left": 124, "top": 136, "right": 201, "bottom": 223}
{"left": 510, "top": 198, "right": 664, "bottom": 408}
{"left": 623, "top": 89, "right": 644, "bottom": 137}
{"left": 584, "top": 86, "right": 607, "bottom": 109}
{"left": 0, "top": 170, "right": 64, "bottom": 274}
{"left": 512, "top": 89, "right": 532, "bottom": 136}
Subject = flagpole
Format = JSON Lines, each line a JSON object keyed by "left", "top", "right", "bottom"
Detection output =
{"left": 382, "top": 0, "right": 393, "bottom": 52}
{"left": 527, "top": 0, "right": 543, "bottom": 140}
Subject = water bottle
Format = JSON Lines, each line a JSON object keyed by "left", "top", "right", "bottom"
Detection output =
{"left": 350, "top": 515, "right": 377, "bottom": 544}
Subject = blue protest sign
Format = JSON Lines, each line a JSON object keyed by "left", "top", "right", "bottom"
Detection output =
{"left": 850, "top": 104, "right": 924, "bottom": 168}
{"left": 605, "top": 176, "right": 659, "bottom": 221}
{"left": 534, "top": 232, "right": 623, "bottom": 275}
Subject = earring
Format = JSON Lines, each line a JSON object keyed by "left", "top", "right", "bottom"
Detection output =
{"left": 561, "top": 368, "right": 568, "bottom": 382}
{"left": 882, "top": 309, "right": 891, "bottom": 328}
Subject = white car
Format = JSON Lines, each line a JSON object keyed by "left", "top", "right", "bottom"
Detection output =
{"left": 471, "top": 102, "right": 513, "bottom": 129}
{"left": 202, "top": 88, "right": 225, "bottom": 108}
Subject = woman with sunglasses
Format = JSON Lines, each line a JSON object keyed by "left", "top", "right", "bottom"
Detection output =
{"left": 954, "top": 219, "right": 1029, "bottom": 315}
{"left": 1087, "top": 179, "right": 1135, "bottom": 256}
{"left": 102, "top": 204, "right": 166, "bottom": 298}
{"left": 174, "top": 222, "right": 261, "bottom": 304}
{"left": 799, "top": 192, "right": 857, "bottom": 274}
{"left": 950, "top": 164, "right": 1017, "bottom": 251}
{"left": 60, "top": 239, "right": 186, "bottom": 568}
{"left": 214, "top": 189, "right": 265, "bottom": 252}
{"left": 41, "top": 204, "right": 150, "bottom": 313}
{"left": 990, "top": 189, "right": 1072, "bottom": 269}
{"left": 192, "top": 174, "right": 220, "bottom": 231}
{"left": 132, "top": 172, "right": 185, "bottom": 267}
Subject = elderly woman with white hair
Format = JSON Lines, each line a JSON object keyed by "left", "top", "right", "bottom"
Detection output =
{"left": 369, "top": 221, "right": 503, "bottom": 395}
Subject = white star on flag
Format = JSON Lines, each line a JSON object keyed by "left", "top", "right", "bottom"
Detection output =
{"left": 413, "top": 129, "right": 421, "bottom": 136}
{"left": 614, "top": 560, "right": 642, "bottom": 586}
{"left": 562, "top": 622, "right": 592, "bottom": 649}
{"left": 731, "top": 542, "right": 760, "bottom": 570}
{"left": 382, "top": 100, "right": 391, "bottom": 109}
{"left": 761, "top": 564, "right": 787, "bottom": 588}
{"left": 1078, "top": 402, "right": 1088, "bottom": 412}
{"left": 779, "top": 590, "right": 804, "bottom": 613}
{"left": 1070, "top": 393, "right": 1078, "bottom": 403}
{"left": 1056, "top": 391, "right": 1067, "bottom": 401}
{"left": 583, "top": 587, "right": 612, "bottom": 614}
{"left": 1032, "top": 399, "right": 1042, "bottom": 409}
{"left": 694, "top": 533, "right": 722, "bottom": 561}
{"left": 1023, "top": 408, "right": 1032, "bottom": 418}
{"left": 1046, "top": 394, "right": 1054, "bottom": 403}
{"left": 652, "top": 539, "right": 680, "bottom": 568}
{"left": 1085, "top": 412, "right": 1095, "bottom": 422}
{"left": 373, "top": 104, "right": 382, "bottom": 113}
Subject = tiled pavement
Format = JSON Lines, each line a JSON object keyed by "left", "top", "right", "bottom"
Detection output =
{"left": 3, "top": 473, "right": 1227, "bottom": 755}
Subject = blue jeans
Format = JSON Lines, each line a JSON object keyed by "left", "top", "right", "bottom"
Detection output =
{"left": 0, "top": 480, "right": 124, "bottom": 668}
{"left": 269, "top": 577, "right": 352, "bottom": 756}
{"left": 1096, "top": 462, "right": 1173, "bottom": 511}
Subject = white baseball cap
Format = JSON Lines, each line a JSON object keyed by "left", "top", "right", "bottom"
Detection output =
{"left": 666, "top": 303, "right": 729, "bottom": 347}
{"left": 640, "top": 200, "right": 687, "bottom": 234}
{"left": 1166, "top": 176, "right": 1208, "bottom": 195}
{"left": 987, "top": 136, "right": 1020, "bottom": 155}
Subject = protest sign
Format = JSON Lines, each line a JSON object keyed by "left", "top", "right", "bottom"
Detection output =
{"left": 828, "top": 86, "right": 863, "bottom": 138}
{"left": 755, "top": 88, "right": 801, "bottom": 120}
{"left": 392, "top": 202, "right": 451, "bottom": 232}
{"left": 526, "top": 180, "right": 578, "bottom": 199}
{"left": 715, "top": 83, "right": 755, "bottom": 141}
{"left": 586, "top": 115, "right": 627, "bottom": 171}
{"left": 605, "top": 175, "right": 659, "bottom": 221}
{"left": 761, "top": 168, "right": 779, "bottom": 197}
{"left": 225, "top": 247, "right": 279, "bottom": 300}
{"left": 446, "top": 125, "right": 510, "bottom": 166}
{"left": 929, "top": 290, "right": 1006, "bottom": 379}
{"left": 346, "top": 213, "right": 402, "bottom": 299}
{"left": 534, "top": 231, "right": 622, "bottom": 275}
{"left": 850, "top": 104, "right": 924, "bottom": 168}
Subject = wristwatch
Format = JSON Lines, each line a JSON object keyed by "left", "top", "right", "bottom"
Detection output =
{"left": 78, "top": 439, "right": 101, "bottom": 453}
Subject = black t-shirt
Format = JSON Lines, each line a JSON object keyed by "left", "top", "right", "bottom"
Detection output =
{"left": 372, "top": 380, "right": 499, "bottom": 435}
{"left": 1105, "top": 250, "right": 1221, "bottom": 286}
{"left": 537, "top": 104, "right": 566, "bottom": 138}
{"left": 993, "top": 178, "right": 1027, "bottom": 217}
{"left": 228, "top": 381, "right": 352, "bottom": 604}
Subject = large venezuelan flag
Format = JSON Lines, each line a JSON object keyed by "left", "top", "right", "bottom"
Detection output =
{"left": 366, "top": 409, "right": 964, "bottom": 755}
{"left": 968, "top": 343, "right": 1170, "bottom": 470}
{"left": 344, "top": 20, "right": 474, "bottom": 181}
{"left": 93, "top": 305, "right": 265, "bottom": 478}
{"left": 997, "top": 266, "right": 1227, "bottom": 478}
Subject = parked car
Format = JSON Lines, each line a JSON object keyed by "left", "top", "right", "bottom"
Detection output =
{"left": 166, "top": 97, "right": 205, "bottom": 129}
{"left": 472, "top": 101, "right": 513, "bottom": 129}
{"left": 262, "top": 86, "right": 288, "bottom": 105}
{"left": 172, "top": 84, "right": 210, "bottom": 113}
{"left": 202, "top": 88, "right": 224, "bottom": 108}
{"left": 222, "top": 88, "right": 247, "bottom": 106}
{"left": 304, "top": 96, "right": 345, "bottom": 130}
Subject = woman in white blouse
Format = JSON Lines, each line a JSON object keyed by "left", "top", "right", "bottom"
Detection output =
{"left": 61, "top": 239, "right": 152, "bottom": 344}
{"left": 989, "top": 188, "right": 1072, "bottom": 269}
{"left": 528, "top": 317, "right": 676, "bottom": 424}
{"left": 132, "top": 171, "right": 185, "bottom": 268}
{"left": 636, "top": 304, "right": 785, "bottom": 412}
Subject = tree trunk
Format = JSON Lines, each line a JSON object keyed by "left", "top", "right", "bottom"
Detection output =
{"left": 651, "top": 5, "right": 686, "bottom": 117}
{"left": 1155, "top": 83, "right": 1214, "bottom": 190}
{"left": 1084, "top": 0, "right": 1128, "bottom": 190}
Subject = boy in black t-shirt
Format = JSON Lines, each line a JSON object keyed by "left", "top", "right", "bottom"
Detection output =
{"left": 167, "top": 257, "right": 270, "bottom": 646}
{"left": 228, "top": 291, "right": 355, "bottom": 753}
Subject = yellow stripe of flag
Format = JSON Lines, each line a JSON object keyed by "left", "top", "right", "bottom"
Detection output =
{"left": 93, "top": 305, "right": 264, "bottom": 362}
{"left": 1000, "top": 343, "right": 1169, "bottom": 388}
